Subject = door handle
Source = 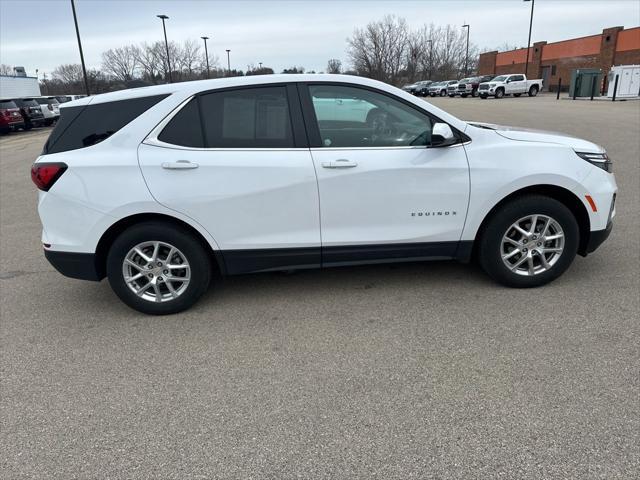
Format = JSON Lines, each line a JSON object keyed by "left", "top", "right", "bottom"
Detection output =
{"left": 321, "top": 159, "right": 358, "bottom": 169}
{"left": 161, "top": 160, "right": 199, "bottom": 170}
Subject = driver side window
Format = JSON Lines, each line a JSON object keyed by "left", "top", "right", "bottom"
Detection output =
{"left": 308, "top": 85, "right": 434, "bottom": 148}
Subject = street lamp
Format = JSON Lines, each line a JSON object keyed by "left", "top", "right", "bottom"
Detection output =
{"left": 259, "top": 62, "right": 263, "bottom": 69}
{"left": 157, "top": 14, "right": 172, "bottom": 83}
{"left": 70, "top": 0, "right": 90, "bottom": 95}
{"left": 462, "top": 24, "right": 470, "bottom": 77}
{"left": 226, "top": 49, "right": 231, "bottom": 74}
{"left": 201, "top": 36, "right": 210, "bottom": 78}
{"left": 426, "top": 39, "right": 433, "bottom": 80}
{"left": 524, "top": 0, "right": 535, "bottom": 77}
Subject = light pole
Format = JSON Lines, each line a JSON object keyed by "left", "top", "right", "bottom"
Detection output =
{"left": 524, "top": 0, "right": 535, "bottom": 77}
{"left": 259, "top": 62, "right": 263, "bottom": 70}
{"left": 462, "top": 24, "right": 470, "bottom": 77}
{"left": 157, "top": 14, "right": 172, "bottom": 83}
{"left": 426, "top": 39, "right": 433, "bottom": 80}
{"left": 201, "top": 36, "right": 210, "bottom": 78}
{"left": 226, "top": 49, "right": 231, "bottom": 74}
{"left": 70, "top": 0, "right": 90, "bottom": 95}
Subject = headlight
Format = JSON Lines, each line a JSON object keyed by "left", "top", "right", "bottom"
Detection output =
{"left": 576, "top": 151, "right": 612, "bottom": 173}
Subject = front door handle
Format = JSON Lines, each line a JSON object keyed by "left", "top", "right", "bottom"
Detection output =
{"left": 161, "top": 160, "right": 199, "bottom": 170}
{"left": 321, "top": 159, "right": 358, "bottom": 169}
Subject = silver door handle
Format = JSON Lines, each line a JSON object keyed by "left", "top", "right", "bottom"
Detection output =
{"left": 321, "top": 159, "right": 358, "bottom": 169}
{"left": 161, "top": 160, "right": 199, "bottom": 170}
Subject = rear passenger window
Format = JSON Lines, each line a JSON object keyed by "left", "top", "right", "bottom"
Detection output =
{"left": 199, "top": 86, "right": 293, "bottom": 148}
{"left": 43, "top": 94, "right": 168, "bottom": 155}
{"left": 158, "top": 98, "right": 204, "bottom": 147}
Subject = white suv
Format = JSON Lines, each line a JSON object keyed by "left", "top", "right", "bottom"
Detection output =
{"left": 32, "top": 75, "right": 617, "bottom": 314}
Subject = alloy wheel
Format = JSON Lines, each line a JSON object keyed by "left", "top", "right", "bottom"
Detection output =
{"left": 122, "top": 241, "right": 191, "bottom": 302}
{"left": 501, "top": 215, "right": 564, "bottom": 276}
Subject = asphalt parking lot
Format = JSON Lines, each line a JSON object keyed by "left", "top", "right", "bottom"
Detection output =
{"left": 1, "top": 94, "right": 638, "bottom": 479}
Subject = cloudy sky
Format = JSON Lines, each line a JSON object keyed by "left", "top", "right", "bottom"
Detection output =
{"left": 1, "top": 0, "right": 638, "bottom": 77}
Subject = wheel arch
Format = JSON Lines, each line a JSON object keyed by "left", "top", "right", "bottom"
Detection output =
{"left": 472, "top": 184, "right": 592, "bottom": 259}
{"left": 94, "top": 213, "right": 226, "bottom": 280}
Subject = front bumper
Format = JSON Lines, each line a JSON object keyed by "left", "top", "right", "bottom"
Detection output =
{"left": 583, "top": 221, "right": 613, "bottom": 255}
{"left": 44, "top": 249, "right": 103, "bottom": 281}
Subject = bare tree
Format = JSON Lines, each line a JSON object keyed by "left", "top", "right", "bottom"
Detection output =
{"left": 326, "top": 59, "right": 342, "bottom": 74}
{"left": 347, "top": 15, "right": 409, "bottom": 84}
{"left": 51, "top": 64, "right": 85, "bottom": 84}
{"left": 174, "top": 39, "right": 201, "bottom": 80}
{"left": 0, "top": 64, "right": 14, "bottom": 75}
{"left": 101, "top": 46, "right": 139, "bottom": 82}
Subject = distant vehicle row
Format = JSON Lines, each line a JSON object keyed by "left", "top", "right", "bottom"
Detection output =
{"left": 402, "top": 74, "right": 544, "bottom": 99}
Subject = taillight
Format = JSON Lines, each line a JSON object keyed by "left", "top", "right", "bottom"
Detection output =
{"left": 31, "top": 162, "right": 67, "bottom": 191}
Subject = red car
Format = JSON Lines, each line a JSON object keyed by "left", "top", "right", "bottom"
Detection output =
{"left": 0, "top": 99, "right": 25, "bottom": 133}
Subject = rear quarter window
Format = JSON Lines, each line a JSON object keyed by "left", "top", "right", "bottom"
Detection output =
{"left": 0, "top": 101, "right": 17, "bottom": 109}
{"left": 43, "top": 94, "right": 168, "bottom": 155}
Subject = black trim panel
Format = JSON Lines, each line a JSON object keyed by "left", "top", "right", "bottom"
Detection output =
{"left": 222, "top": 247, "right": 321, "bottom": 274}
{"left": 220, "top": 241, "right": 470, "bottom": 275}
{"left": 44, "top": 250, "right": 103, "bottom": 281}
{"left": 582, "top": 222, "right": 612, "bottom": 256}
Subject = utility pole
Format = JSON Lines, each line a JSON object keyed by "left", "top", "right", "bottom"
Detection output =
{"left": 462, "top": 24, "right": 470, "bottom": 77}
{"left": 70, "top": 0, "right": 90, "bottom": 95}
{"left": 226, "top": 49, "right": 231, "bottom": 74}
{"left": 201, "top": 36, "right": 210, "bottom": 78}
{"left": 157, "top": 15, "right": 172, "bottom": 83}
{"left": 524, "top": 0, "right": 535, "bottom": 77}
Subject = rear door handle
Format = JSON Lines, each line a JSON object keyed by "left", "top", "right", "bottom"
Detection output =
{"left": 321, "top": 159, "right": 358, "bottom": 169}
{"left": 161, "top": 160, "right": 199, "bottom": 170}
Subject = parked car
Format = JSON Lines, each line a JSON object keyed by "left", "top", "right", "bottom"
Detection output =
{"left": 55, "top": 95, "right": 87, "bottom": 103}
{"left": 447, "top": 81, "right": 460, "bottom": 97}
{"left": 478, "top": 74, "right": 544, "bottom": 99}
{"left": 12, "top": 98, "right": 45, "bottom": 129}
{"left": 32, "top": 74, "right": 616, "bottom": 314}
{"left": 34, "top": 97, "right": 60, "bottom": 126}
{"left": 457, "top": 75, "right": 495, "bottom": 97}
{"left": 428, "top": 81, "right": 455, "bottom": 97}
{"left": 401, "top": 83, "right": 417, "bottom": 93}
{"left": 0, "top": 99, "right": 25, "bottom": 133}
{"left": 413, "top": 80, "right": 433, "bottom": 96}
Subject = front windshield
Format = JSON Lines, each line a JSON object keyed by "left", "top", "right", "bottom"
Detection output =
{"left": 492, "top": 76, "right": 507, "bottom": 82}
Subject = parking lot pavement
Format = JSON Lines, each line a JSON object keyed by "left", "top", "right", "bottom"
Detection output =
{"left": 1, "top": 98, "right": 638, "bottom": 479}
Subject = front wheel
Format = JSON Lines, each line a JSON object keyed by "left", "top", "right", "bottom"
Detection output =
{"left": 495, "top": 88, "right": 505, "bottom": 99}
{"left": 106, "top": 222, "right": 212, "bottom": 314}
{"left": 478, "top": 195, "right": 579, "bottom": 288}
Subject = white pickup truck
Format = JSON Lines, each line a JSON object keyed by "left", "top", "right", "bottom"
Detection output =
{"left": 478, "top": 74, "right": 543, "bottom": 99}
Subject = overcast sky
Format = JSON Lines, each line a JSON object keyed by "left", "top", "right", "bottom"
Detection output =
{"left": 1, "top": 0, "right": 638, "bottom": 77}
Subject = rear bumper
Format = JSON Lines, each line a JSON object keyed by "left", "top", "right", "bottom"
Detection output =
{"left": 44, "top": 249, "right": 103, "bottom": 281}
{"left": 582, "top": 221, "right": 613, "bottom": 255}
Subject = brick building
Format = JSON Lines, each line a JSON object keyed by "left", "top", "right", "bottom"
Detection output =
{"left": 478, "top": 26, "right": 640, "bottom": 91}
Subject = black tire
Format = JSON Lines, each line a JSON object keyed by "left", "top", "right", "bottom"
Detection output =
{"left": 495, "top": 88, "right": 505, "bottom": 99}
{"left": 480, "top": 94, "right": 488, "bottom": 99}
{"left": 461, "top": 94, "right": 468, "bottom": 98}
{"left": 440, "top": 90, "right": 446, "bottom": 97}
{"left": 514, "top": 93, "right": 522, "bottom": 97}
{"left": 472, "top": 89, "right": 479, "bottom": 97}
{"left": 478, "top": 195, "right": 579, "bottom": 288}
{"left": 106, "top": 221, "right": 212, "bottom": 315}
{"left": 528, "top": 85, "right": 539, "bottom": 97}
{"left": 430, "top": 93, "right": 436, "bottom": 97}
{"left": 23, "top": 121, "right": 33, "bottom": 131}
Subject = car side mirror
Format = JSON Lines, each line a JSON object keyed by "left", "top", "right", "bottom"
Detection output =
{"left": 431, "top": 123, "right": 456, "bottom": 147}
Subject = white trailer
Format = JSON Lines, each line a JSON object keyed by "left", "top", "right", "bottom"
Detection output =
{"left": 607, "top": 65, "right": 640, "bottom": 98}
{"left": 0, "top": 75, "right": 41, "bottom": 98}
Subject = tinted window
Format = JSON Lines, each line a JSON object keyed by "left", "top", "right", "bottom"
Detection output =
{"left": 199, "top": 87, "right": 294, "bottom": 148}
{"left": 158, "top": 98, "right": 204, "bottom": 148}
{"left": 35, "top": 98, "right": 49, "bottom": 105}
{"left": 0, "top": 101, "right": 17, "bottom": 109}
{"left": 309, "top": 85, "right": 434, "bottom": 148}
{"left": 511, "top": 75, "right": 525, "bottom": 81}
{"left": 43, "top": 94, "right": 168, "bottom": 155}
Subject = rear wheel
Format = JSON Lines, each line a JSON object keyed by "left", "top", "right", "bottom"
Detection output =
{"left": 472, "top": 89, "right": 479, "bottom": 97}
{"left": 478, "top": 195, "right": 579, "bottom": 288}
{"left": 528, "top": 85, "right": 539, "bottom": 97}
{"left": 106, "top": 222, "right": 211, "bottom": 315}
